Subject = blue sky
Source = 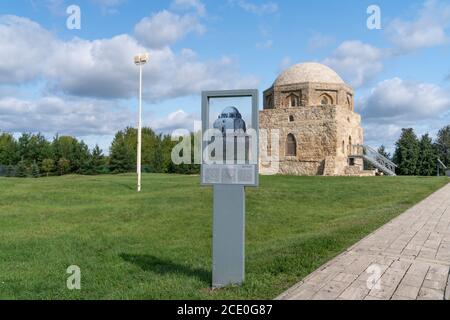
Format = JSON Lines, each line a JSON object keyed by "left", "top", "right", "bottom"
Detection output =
{"left": 0, "top": 0, "right": 449, "bottom": 154}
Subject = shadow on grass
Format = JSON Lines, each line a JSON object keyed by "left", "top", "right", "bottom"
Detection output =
{"left": 120, "top": 253, "right": 211, "bottom": 284}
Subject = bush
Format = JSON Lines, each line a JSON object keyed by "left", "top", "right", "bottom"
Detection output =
{"left": 6, "top": 165, "right": 16, "bottom": 177}
{"left": 16, "top": 161, "right": 28, "bottom": 178}
{"left": 31, "top": 162, "right": 40, "bottom": 178}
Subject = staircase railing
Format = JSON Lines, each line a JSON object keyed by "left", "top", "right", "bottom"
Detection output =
{"left": 437, "top": 158, "right": 448, "bottom": 177}
{"left": 350, "top": 145, "right": 397, "bottom": 176}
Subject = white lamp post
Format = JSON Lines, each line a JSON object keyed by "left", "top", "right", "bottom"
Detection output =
{"left": 134, "top": 53, "right": 149, "bottom": 192}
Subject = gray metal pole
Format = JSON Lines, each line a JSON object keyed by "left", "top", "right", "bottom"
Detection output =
{"left": 137, "top": 64, "right": 142, "bottom": 192}
{"left": 212, "top": 185, "right": 245, "bottom": 288}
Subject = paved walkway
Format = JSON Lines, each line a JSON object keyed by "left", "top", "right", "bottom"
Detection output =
{"left": 277, "top": 183, "right": 450, "bottom": 300}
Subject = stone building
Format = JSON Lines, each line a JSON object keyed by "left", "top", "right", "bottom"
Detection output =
{"left": 259, "top": 62, "right": 369, "bottom": 176}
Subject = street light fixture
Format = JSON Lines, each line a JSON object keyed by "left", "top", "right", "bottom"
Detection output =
{"left": 134, "top": 53, "right": 149, "bottom": 192}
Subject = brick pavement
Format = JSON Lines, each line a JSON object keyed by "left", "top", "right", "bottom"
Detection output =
{"left": 277, "top": 183, "right": 450, "bottom": 300}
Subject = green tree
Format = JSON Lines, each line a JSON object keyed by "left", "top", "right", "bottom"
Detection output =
{"left": 29, "top": 133, "right": 52, "bottom": 165}
{"left": 41, "top": 158, "right": 55, "bottom": 177}
{"left": 31, "top": 162, "right": 40, "bottom": 178}
{"left": 6, "top": 165, "right": 15, "bottom": 177}
{"left": 377, "top": 145, "right": 391, "bottom": 160}
{"left": 52, "top": 135, "right": 90, "bottom": 174}
{"left": 109, "top": 130, "right": 135, "bottom": 173}
{"left": 58, "top": 158, "right": 70, "bottom": 176}
{"left": 0, "top": 132, "right": 19, "bottom": 165}
{"left": 418, "top": 134, "right": 437, "bottom": 176}
{"left": 16, "top": 160, "right": 28, "bottom": 178}
{"left": 90, "top": 144, "right": 105, "bottom": 174}
{"left": 152, "top": 140, "right": 164, "bottom": 173}
{"left": 435, "top": 125, "right": 450, "bottom": 167}
{"left": 393, "top": 128, "right": 420, "bottom": 175}
{"left": 17, "top": 133, "right": 31, "bottom": 164}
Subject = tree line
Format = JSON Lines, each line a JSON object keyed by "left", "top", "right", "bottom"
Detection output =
{"left": 0, "top": 127, "right": 199, "bottom": 178}
{"left": 1, "top": 125, "right": 448, "bottom": 178}
{"left": 378, "top": 125, "right": 449, "bottom": 176}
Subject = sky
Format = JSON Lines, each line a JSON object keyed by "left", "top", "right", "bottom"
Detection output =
{"left": 0, "top": 0, "right": 449, "bottom": 154}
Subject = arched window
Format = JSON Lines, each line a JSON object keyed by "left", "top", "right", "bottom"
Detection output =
{"left": 342, "top": 140, "right": 345, "bottom": 154}
{"left": 265, "top": 95, "right": 273, "bottom": 109}
{"left": 286, "top": 94, "right": 299, "bottom": 107}
{"left": 320, "top": 94, "right": 333, "bottom": 106}
{"left": 291, "top": 95, "right": 297, "bottom": 107}
{"left": 286, "top": 134, "right": 297, "bottom": 156}
{"left": 347, "top": 94, "right": 353, "bottom": 110}
{"left": 289, "top": 115, "right": 294, "bottom": 122}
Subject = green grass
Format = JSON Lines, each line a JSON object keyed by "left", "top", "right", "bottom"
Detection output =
{"left": 0, "top": 174, "right": 448, "bottom": 300}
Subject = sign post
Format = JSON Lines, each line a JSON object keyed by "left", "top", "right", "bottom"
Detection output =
{"left": 201, "top": 90, "right": 259, "bottom": 288}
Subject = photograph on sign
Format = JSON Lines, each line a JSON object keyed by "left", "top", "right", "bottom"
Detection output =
{"left": 201, "top": 91, "right": 259, "bottom": 186}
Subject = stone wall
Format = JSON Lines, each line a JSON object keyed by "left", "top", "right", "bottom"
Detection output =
{"left": 260, "top": 105, "right": 339, "bottom": 176}
{"left": 333, "top": 106, "right": 365, "bottom": 175}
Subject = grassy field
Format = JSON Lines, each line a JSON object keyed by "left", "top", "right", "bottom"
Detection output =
{"left": 0, "top": 174, "right": 448, "bottom": 300}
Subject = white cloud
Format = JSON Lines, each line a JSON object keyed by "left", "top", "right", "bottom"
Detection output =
{"left": 362, "top": 118, "right": 450, "bottom": 154}
{"left": 323, "top": 41, "right": 384, "bottom": 87}
{"left": 0, "top": 15, "right": 258, "bottom": 102}
{"left": 0, "top": 96, "right": 132, "bottom": 136}
{"left": 0, "top": 94, "right": 200, "bottom": 141}
{"left": 171, "top": 0, "right": 206, "bottom": 16}
{"left": 359, "top": 77, "right": 450, "bottom": 151}
{"left": 362, "top": 122, "right": 403, "bottom": 152}
{"left": 386, "top": 0, "right": 450, "bottom": 53}
{"left": 0, "top": 14, "right": 259, "bottom": 141}
{"left": 150, "top": 109, "right": 199, "bottom": 133}
{"left": 134, "top": 10, "right": 204, "bottom": 49}
{"left": 229, "top": 0, "right": 278, "bottom": 15}
{"left": 360, "top": 77, "right": 450, "bottom": 120}
{"left": 0, "top": 16, "right": 56, "bottom": 84}
{"left": 45, "top": 34, "right": 141, "bottom": 99}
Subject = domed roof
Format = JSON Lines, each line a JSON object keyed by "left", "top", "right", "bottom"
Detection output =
{"left": 274, "top": 62, "right": 345, "bottom": 86}
{"left": 222, "top": 106, "right": 240, "bottom": 115}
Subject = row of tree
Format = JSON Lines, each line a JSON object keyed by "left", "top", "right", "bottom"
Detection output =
{"left": 377, "top": 125, "right": 449, "bottom": 176}
{"left": 0, "top": 125, "right": 448, "bottom": 178}
{"left": 0, "top": 127, "right": 199, "bottom": 178}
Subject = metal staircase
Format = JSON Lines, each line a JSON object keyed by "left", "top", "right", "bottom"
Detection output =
{"left": 350, "top": 145, "right": 397, "bottom": 176}
{"left": 437, "top": 158, "right": 448, "bottom": 177}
